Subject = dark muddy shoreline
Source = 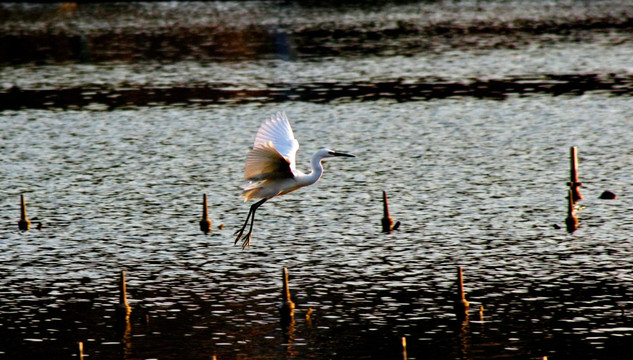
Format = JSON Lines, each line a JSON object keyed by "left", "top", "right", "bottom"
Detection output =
{"left": 2, "top": 73, "right": 632, "bottom": 110}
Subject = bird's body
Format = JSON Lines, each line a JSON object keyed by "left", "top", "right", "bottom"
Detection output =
{"left": 234, "top": 112, "right": 354, "bottom": 248}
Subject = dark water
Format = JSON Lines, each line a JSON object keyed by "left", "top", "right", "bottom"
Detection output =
{"left": 2, "top": 1, "right": 633, "bottom": 359}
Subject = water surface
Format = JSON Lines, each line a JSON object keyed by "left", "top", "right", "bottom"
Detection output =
{"left": 1, "top": 1, "right": 633, "bottom": 359}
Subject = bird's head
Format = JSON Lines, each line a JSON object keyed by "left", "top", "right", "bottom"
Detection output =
{"left": 317, "top": 148, "right": 356, "bottom": 160}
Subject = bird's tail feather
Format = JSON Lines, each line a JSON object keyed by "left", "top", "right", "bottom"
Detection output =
{"left": 240, "top": 181, "right": 265, "bottom": 201}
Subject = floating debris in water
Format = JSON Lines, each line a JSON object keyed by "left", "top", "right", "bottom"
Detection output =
{"left": 599, "top": 190, "right": 617, "bottom": 199}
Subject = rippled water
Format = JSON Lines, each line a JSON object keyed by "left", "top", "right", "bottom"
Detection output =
{"left": 2, "top": 1, "right": 633, "bottom": 359}
{"left": 3, "top": 96, "right": 633, "bottom": 359}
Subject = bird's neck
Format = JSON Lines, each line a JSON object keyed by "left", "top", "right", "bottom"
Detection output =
{"left": 297, "top": 153, "right": 324, "bottom": 186}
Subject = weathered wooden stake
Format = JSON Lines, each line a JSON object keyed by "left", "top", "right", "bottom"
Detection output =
{"left": 199, "top": 193, "right": 212, "bottom": 234}
{"left": 18, "top": 195, "right": 31, "bottom": 231}
{"left": 454, "top": 266, "right": 470, "bottom": 320}
{"left": 402, "top": 336, "right": 408, "bottom": 360}
{"left": 479, "top": 305, "right": 484, "bottom": 322}
{"left": 78, "top": 341, "right": 84, "bottom": 360}
{"left": 279, "top": 267, "right": 295, "bottom": 322}
{"left": 382, "top": 190, "right": 394, "bottom": 232}
{"left": 116, "top": 270, "right": 132, "bottom": 322}
{"left": 568, "top": 146, "right": 582, "bottom": 202}
{"left": 305, "top": 307, "right": 313, "bottom": 327}
{"left": 565, "top": 189, "right": 578, "bottom": 233}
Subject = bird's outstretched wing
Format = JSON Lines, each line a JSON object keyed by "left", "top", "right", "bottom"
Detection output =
{"left": 253, "top": 112, "right": 299, "bottom": 167}
{"left": 244, "top": 112, "right": 300, "bottom": 181}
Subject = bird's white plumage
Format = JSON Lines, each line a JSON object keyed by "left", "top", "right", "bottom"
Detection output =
{"left": 235, "top": 111, "right": 355, "bottom": 248}
{"left": 242, "top": 112, "right": 301, "bottom": 200}
{"left": 252, "top": 112, "right": 299, "bottom": 174}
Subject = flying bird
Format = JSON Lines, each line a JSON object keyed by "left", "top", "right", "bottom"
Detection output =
{"left": 234, "top": 112, "right": 355, "bottom": 248}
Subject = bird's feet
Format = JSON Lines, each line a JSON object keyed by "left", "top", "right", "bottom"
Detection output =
{"left": 234, "top": 227, "right": 252, "bottom": 249}
{"left": 240, "top": 233, "right": 252, "bottom": 249}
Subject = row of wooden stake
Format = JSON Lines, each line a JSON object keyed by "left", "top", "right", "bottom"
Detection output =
{"left": 72, "top": 265, "right": 472, "bottom": 359}
{"left": 16, "top": 147, "right": 616, "bottom": 235}
{"left": 17, "top": 189, "right": 399, "bottom": 235}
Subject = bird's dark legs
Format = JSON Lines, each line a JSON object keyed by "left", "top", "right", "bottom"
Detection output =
{"left": 234, "top": 198, "right": 267, "bottom": 249}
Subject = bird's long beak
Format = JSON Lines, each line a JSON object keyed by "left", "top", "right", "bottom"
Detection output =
{"left": 331, "top": 151, "right": 355, "bottom": 158}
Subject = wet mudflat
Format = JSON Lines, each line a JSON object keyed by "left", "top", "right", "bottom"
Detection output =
{"left": 2, "top": 1, "right": 633, "bottom": 359}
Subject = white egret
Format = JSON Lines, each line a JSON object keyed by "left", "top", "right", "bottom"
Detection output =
{"left": 234, "top": 112, "right": 355, "bottom": 248}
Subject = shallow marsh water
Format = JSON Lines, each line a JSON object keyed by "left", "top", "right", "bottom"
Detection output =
{"left": 1, "top": 1, "right": 633, "bottom": 359}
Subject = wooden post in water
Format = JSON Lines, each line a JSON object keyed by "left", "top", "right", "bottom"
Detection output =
{"left": 18, "top": 195, "right": 31, "bottom": 231}
{"left": 382, "top": 190, "right": 400, "bottom": 231}
{"left": 565, "top": 189, "right": 578, "bottom": 233}
{"left": 568, "top": 146, "right": 582, "bottom": 202}
{"left": 401, "top": 336, "right": 408, "bottom": 360}
{"left": 454, "top": 266, "right": 470, "bottom": 320}
{"left": 305, "top": 307, "right": 313, "bottom": 327}
{"left": 382, "top": 190, "right": 394, "bottom": 232}
{"left": 279, "top": 267, "right": 295, "bottom": 323}
{"left": 199, "top": 193, "right": 212, "bottom": 234}
{"left": 116, "top": 270, "right": 132, "bottom": 323}
{"left": 78, "top": 341, "right": 84, "bottom": 360}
